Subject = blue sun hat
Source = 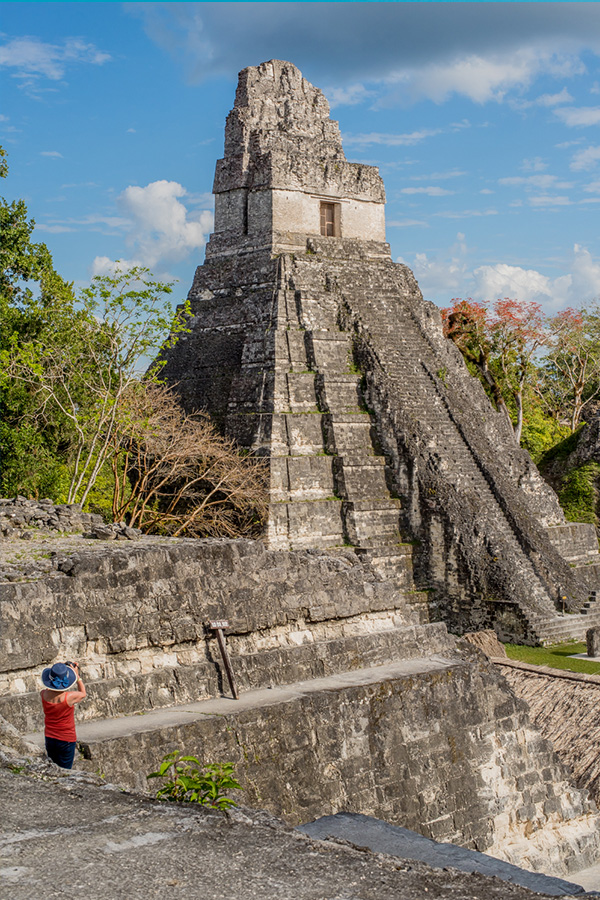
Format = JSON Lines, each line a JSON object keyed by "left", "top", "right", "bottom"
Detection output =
{"left": 41, "top": 662, "right": 77, "bottom": 691}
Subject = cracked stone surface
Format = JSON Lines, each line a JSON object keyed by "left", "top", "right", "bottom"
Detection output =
{"left": 0, "top": 758, "right": 588, "bottom": 900}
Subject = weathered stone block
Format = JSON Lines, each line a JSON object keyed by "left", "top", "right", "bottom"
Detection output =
{"left": 586, "top": 625, "right": 600, "bottom": 657}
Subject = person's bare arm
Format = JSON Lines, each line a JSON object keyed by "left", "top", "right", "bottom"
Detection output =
{"left": 66, "top": 662, "right": 86, "bottom": 706}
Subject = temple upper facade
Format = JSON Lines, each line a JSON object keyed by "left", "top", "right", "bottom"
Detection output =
{"left": 206, "top": 59, "right": 387, "bottom": 260}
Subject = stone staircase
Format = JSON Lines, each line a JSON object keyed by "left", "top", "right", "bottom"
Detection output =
{"left": 285, "top": 252, "right": 600, "bottom": 646}
{"left": 264, "top": 278, "right": 428, "bottom": 623}
{"left": 546, "top": 523, "right": 600, "bottom": 591}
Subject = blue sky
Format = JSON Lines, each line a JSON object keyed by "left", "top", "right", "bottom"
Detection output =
{"left": 2, "top": 2, "right": 600, "bottom": 313}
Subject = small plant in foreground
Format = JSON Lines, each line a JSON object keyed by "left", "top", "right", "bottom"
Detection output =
{"left": 147, "top": 751, "right": 242, "bottom": 809}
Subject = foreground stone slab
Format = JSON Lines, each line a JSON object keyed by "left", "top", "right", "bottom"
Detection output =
{"left": 23, "top": 656, "right": 600, "bottom": 877}
{"left": 299, "top": 812, "right": 586, "bottom": 897}
{"left": 0, "top": 761, "right": 587, "bottom": 900}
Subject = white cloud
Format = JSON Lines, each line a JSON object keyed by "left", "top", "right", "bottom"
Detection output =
{"left": 499, "top": 174, "right": 573, "bottom": 190}
{"left": 473, "top": 245, "right": 600, "bottom": 309}
{"left": 433, "top": 209, "right": 498, "bottom": 219}
{"left": 387, "top": 219, "right": 428, "bottom": 228}
{"left": 556, "top": 139, "right": 584, "bottom": 149}
{"left": 528, "top": 195, "right": 571, "bottom": 206}
{"left": 401, "top": 239, "right": 600, "bottom": 311}
{"left": 325, "top": 83, "right": 374, "bottom": 108}
{"left": 40, "top": 150, "right": 63, "bottom": 158}
{"left": 343, "top": 129, "right": 439, "bottom": 147}
{"left": 584, "top": 181, "right": 600, "bottom": 193}
{"left": 570, "top": 145, "right": 600, "bottom": 171}
{"left": 409, "top": 170, "right": 466, "bottom": 182}
{"left": 91, "top": 257, "right": 140, "bottom": 277}
{"left": 91, "top": 180, "right": 213, "bottom": 273}
{"left": 521, "top": 157, "right": 548, "bottom": 172}
{"left": 536, "top": 87, "right": 574, "bottom": 106}
{"left": 400, "top": 186, "right": 454, "bottom": 196}
{"left": 0, "top": 36, "right": 110, "bottom": 89}
{"left": 511, "top": 87, "right": 574, "bottom": 111}
{"left": 473, "top": 263, "right": 564, "bottom": 305}
{"left": 480, "top": 189, "right": 494, "bottom": 195}
{"left": 397, "top": 233, "right": 469, "bottom": 295}
{"left": 36, "top": 224, "right": 76, "bottom": 234}
{"left": 42, "top": 214, "right": 130, "bottom": 232}
{"left": 385, "top": 48, "right": 585, "bottom": 105}
{"left": 554, "top": 106, "right": 600, "bottom": 126}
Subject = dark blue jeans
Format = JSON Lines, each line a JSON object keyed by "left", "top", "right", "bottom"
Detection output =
{"left": 45, "top": 736, "right": 76, "bottom": 769}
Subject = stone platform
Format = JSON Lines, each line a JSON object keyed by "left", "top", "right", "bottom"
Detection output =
{"left": 3, "top": 534, "right": 600, "bottom": 877}
{"left": 299, "top": 812, "right": 589, "bottom": 896}
{"left": 2, "top": 759, "right": 583, "bottom": 900}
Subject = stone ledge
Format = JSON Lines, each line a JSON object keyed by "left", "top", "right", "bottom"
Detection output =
{"left": 495, "top": 657, "right": 600, "bottom": 686}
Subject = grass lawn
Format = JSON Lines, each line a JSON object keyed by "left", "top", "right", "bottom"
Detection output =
{"left": 505, "top": 641, "right": 600, "bottom": 675}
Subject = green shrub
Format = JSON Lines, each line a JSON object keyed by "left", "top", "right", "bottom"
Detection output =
{"left": 521, "top": 410, "right": 570, "bottom": 464}
{"left": 538, "top": 424, "right": 585, "bottom": 468}
{"left": 147, "top": 751, "right": 241, "bottom": 809}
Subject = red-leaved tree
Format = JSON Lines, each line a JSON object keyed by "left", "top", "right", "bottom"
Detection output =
{"left": 545, "top": 306, "right": 600, "bottom": 432}
{"left": 442, "top": 297, "right": 548, "bottom": 443}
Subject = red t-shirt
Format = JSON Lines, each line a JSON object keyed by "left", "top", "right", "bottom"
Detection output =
{"left": 41, "top": 692, "right": 76, "bottom": 741}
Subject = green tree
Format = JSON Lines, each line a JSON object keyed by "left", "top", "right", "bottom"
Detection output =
{"left": 442, "top": 297, "right": 548, "bottom": 444}
{"left": 0, "top": 147, "right": 80, "bottom": 498}
{"left": 7, "top": 265, "right": 189, "bottom": 506}
{"left": 541, "top": 306, "right": 600, "bottom": 432}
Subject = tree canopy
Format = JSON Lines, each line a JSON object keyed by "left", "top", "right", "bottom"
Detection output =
{"left": 0, "top": 148, "right": 266, "bottom": 536}
{"left": 442, "top": 296, "right": 600, "bottom": 455}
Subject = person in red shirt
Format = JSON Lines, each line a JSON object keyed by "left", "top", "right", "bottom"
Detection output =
{"left": 40, "top": 661, "right": 86, "bottom": 769}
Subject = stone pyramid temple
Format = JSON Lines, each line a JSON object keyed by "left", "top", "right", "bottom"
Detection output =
{"left": 162, "top": 59, "right": 600, "bottom": 646}
{"left": 7, "top": 62, "right": 600, "bottom": 879}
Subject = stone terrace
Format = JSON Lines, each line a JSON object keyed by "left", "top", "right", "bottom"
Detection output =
{"left": 2, "top": 535, "right": 600, "bottom": 877}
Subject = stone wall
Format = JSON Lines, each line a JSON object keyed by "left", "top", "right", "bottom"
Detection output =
{"left": 71, "top": 645, "right": 600, "bottom": 877}
{"left": 3, "top": 536, "right": 600, "bottom": 876}
{"left": 0, "top": 538, "right": 434, "bottom": 732}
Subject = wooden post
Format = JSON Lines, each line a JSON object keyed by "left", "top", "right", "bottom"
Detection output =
{"left": 209, "top": 620, "right": 239, "bottom": 700}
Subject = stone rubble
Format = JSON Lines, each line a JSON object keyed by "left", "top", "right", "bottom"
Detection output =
{"left": 0, "top": 497, "right": 141, "bottom": 583}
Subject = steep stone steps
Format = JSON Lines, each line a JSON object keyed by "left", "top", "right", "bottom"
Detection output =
{"left": 546, "top": 523, "right": 600, "bottom": 565}
{"left": 267, "top": 272, "right": 591, "bottom": 646}
{"left": 267, "top": 286, "right": 409, "bottom": 575}
{"left": 363, "top": 304, "right": 563, "bottom": 597}
{"left": 287, "top": 258, "right": 594, "bottom": 644}
{"left": 267, "top": 498, "right": 345, "bottom": 549}
{"left": 526, "top": 607, "right": 600, "bottom": 645}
